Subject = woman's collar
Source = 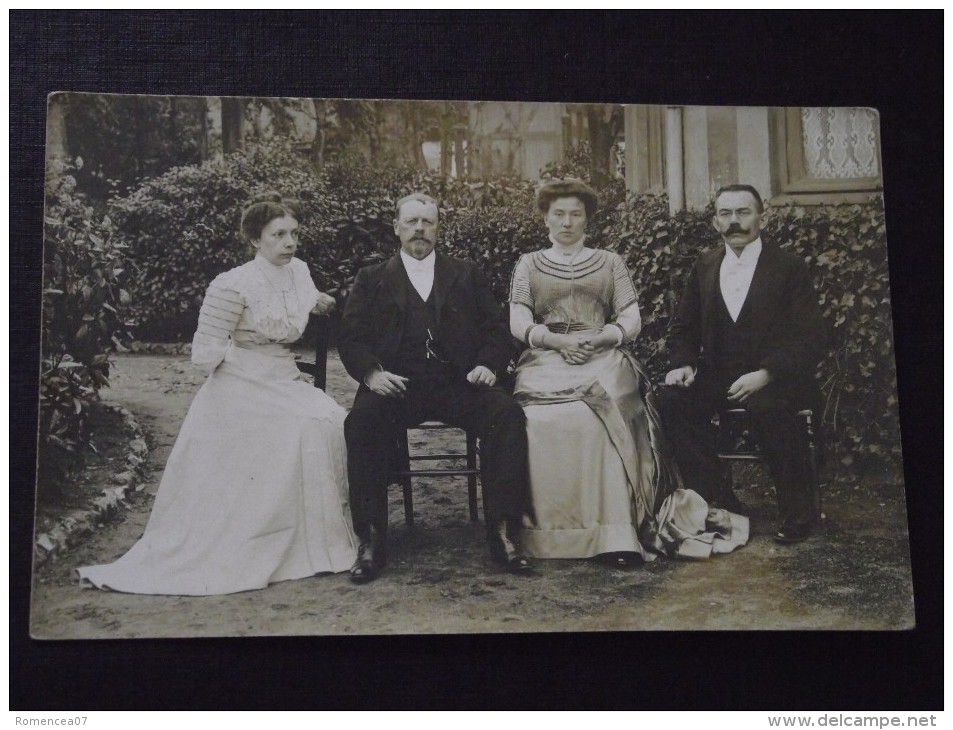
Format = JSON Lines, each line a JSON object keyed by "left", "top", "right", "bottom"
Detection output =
{"left": 254, "top": 252, "right": 293, "bottom": 272}
{"left": 548, "top": 233, "right": 586, "bottom": 249}
{"left": 544, "top": 236, "right": 594, "bottom": 264}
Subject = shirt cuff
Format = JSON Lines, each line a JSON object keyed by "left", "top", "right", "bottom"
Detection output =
{"left": 363, "top": 364, "right": 382, "bottom": 387}
{"left": 524, "top": 324, "right": 545, "bottom": 348}
{"left": 606, "top": 322, "right": 626, "bottom": 345}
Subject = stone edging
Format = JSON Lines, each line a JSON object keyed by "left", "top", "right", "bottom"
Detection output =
{"left": 33, "top": 403, "right": 149, "bottom": 569}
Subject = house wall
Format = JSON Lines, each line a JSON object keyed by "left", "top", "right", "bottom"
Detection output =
{"left": 625, "top": 104, "right": 776, "bottom": 211}
{"left": 624, "top": 104, "right": 881, "bottom": 210}
{"left": 468, "top": 102, "right": 564, "bottom": 180}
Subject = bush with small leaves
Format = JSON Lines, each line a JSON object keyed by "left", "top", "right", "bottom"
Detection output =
{"left": 614, "top": 197, "right": 898, "bottom": 479}
{"left": 109, "top": 142, "right": 334, "bottom": 340}
{"left": 110, "top": 147, "right": 898, "bottom": 477}
{"left": 40, "top": 165, "right": 131, "bottom": 492}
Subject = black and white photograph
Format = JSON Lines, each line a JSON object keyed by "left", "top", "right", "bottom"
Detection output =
{"left": 30, "top": 93, "right": 914, "bottom": 639}
{"left": 11, "top": 11, "right": 942, "bottom": 712}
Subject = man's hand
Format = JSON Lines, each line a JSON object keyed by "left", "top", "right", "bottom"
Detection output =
{"left": 466, "top": 365, "right": 497, "bottom": 387}
{"left": 366, "top": 369, "right": 409, "bottom": 398}
{"left": 311, "top": 292, "right": 337, "bottom": 316}
{"left": 727, "top": 369, "right": 772, "bottom": 403}
{"left": 664, "top": 365, "right": 696, "bottom": 387}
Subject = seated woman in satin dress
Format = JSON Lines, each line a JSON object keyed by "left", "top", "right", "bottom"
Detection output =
{"left": 78, "top": 193, "right": 356, "bottom": 595}
{"left": 509, "top": 180, "right": 749, "bottom": 566}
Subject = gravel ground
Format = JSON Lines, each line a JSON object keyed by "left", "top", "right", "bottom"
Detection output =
{"left": 30, "top": 351, "right": 916, "bottom": 639}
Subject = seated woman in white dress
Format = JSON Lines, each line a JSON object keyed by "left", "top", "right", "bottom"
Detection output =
{"left": 509, "top": 180, "right": 748, "bottom": 566}
{"left": 78, "top": 193, "right": 356, "bottom": 595}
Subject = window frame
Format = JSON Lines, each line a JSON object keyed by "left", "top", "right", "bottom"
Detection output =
{"left": 774, "top": 107, "right": 883, "bottom": 196}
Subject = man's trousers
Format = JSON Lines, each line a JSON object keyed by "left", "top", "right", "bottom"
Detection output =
{"left": 344, "top": 380, "right": 531, "bottom": 531}
{"left": 656, "top": 372, "right": 816, "bottom": 525}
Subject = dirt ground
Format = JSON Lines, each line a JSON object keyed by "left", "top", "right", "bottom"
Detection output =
{"left": 29, "top": 351, "right": 916, "bottom": 639}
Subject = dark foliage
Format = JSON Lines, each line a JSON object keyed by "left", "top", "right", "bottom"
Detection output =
{"left": 39, "top": 167, "right": 131, "bottom": 492}
{"left": 768, "top": 202, "right": 898, "bottom": 477}
{"left": 108, "top": 148, "right": 898, "bottom": 476}
{"left": 63, "top": 94, "right": 206, "bottom": 201}
{"left": 109, "top": 143, "right": 331, "bottom": 339}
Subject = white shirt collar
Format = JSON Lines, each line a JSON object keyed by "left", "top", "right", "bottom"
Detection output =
{"left": 723, "top": 237, "right": 763, "bottom": 265}
{"left": 400, "top": 249, "right": 436, "bottom": 301}
{"left": 719, "top": 237, "right": 762, "bottom": 322}
{"left": 400, "top": 249, "right": 436, "bottom": 272}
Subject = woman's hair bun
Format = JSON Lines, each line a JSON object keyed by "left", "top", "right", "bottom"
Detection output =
{"left": 247, "top": 190, "right": 284, "bottom": 206}
{"left": 240, "top": 192, "right": 303, "bottom": 241}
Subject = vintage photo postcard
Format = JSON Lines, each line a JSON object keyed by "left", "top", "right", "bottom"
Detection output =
{"left": 31, "top": 93, "right": 913, "bottom": 638}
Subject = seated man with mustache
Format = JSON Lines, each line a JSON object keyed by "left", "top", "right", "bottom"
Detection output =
{"left": 657, "top": 184, "right": 828, "bottom": 544}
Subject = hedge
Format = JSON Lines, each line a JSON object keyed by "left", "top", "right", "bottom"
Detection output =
{"left": 612, "top": 198, "right": 899, "bottom": 478}
{"left": 108, "top": 148, "right": 899, "bottom": 477}
{"left": 40, "top": 168, "right": 131, "bottom": 492}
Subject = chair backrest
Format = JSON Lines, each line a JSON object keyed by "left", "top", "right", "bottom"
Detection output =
{"left": 295, "top": 314, "right": 330, "bottom": 391}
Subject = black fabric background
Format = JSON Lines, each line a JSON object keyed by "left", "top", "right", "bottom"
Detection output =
{"left": 11, "top": 11, "right": 942, "bottom": 710}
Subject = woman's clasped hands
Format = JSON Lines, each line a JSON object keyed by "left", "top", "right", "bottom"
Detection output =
{"left": 557, "top": 330, "right": 618, "bottom": 365}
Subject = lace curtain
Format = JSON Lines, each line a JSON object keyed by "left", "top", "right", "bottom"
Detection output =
{"left": 801, "top": 107, "right": 879, "bottom": 179}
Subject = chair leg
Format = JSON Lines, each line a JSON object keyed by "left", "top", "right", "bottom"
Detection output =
{"left": 719, "top": 460, "right": 744, "bottom": 512}
{"left": 803, "top": 411, "right": 822, "bottom": 526}
{"left": 402, "top": 475, "right": 414, "bottom": 528}
{"left": 395, "top": 430, "right": 414, "bottom": 528}
{"left": 810, "top": 461, "right": 822, "bottom": 526}
{"left": 466, "top": 432, "right": 479, "bottom": 522}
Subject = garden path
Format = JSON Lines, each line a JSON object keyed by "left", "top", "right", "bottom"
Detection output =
{"left": 30, "top": 352, "right": 915, "bottom": 638}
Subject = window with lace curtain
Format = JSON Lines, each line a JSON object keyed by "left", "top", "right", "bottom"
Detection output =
{"left": 776, "top": 107, "right": 883, "bottom": 196}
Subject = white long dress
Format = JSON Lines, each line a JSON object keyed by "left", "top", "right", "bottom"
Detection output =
{"left": 78, "top": 254, "right": 356, "bottom": 595}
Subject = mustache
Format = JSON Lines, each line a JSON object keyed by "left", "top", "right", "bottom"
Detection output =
{"left": 725, "top": 224, "right": 748, "bottom": 235}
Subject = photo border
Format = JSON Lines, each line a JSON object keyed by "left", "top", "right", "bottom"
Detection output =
{"left": 10, "top": 10, "right": 943, "bottom": 710}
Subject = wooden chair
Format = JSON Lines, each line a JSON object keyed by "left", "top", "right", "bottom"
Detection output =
{"left": 294, "top": 314, "right": 330, "bottom": 391}
{"left": 394, "top": 424, "right": 481, "bottom": 527}
{"left": 296, "top": 313, "right": 481, "bottom": 528}
{"left": 716, "top": 407, "right": 823, "bottom": 523}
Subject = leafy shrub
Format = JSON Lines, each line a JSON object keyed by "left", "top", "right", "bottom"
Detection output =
{"left": 62, "top": 94, "right": 206, "bottom": 203}
{"left": 109, "top": 142, "right": 356, "bottom": 339}
{"left": 768, "top": 203, "right": 898, "bottom": 477}
{"left": 597, "top": 193, "right": 680, "bottom": 371}
{"left": 111, "top": 145, "right": 542, "bottom": 339}
{"left": 540, "top": 141, "right": 594, "bottom": 183}
{"left": 612, "top": 197, "right": 898, "bottom": 478}
{"left": 111, "top": 148, "right": 898, "bottom": 476}
{"left": 40, "top": 166, "right": 131, "bottom": 492}
{"left": 439, "top": 203, "right": 546, "bottom": 303}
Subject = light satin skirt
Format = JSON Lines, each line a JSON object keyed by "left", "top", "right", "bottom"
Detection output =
{"left": 514, "top": 340, "right": 748, "bottom": 561}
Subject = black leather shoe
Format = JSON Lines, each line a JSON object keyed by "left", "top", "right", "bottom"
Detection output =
{"left": 350, "top": 524, "right": 386, "bottom": 584}
{"left": 774, "top": 519, "right": 812, "bottom": 544}
{"left": 487, "top": 518, "right": 532, "bottom": 574}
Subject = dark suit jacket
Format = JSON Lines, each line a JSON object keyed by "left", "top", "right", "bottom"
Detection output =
{"left": 339, "top": 252, "right": 515, "bottom": 384}
{"left": 667, "top": 239, "right": 828, "bottom": 400}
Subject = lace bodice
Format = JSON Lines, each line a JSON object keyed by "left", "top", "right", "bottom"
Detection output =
{"left": 191, "top": 255, "right": 321, "bottom": 370}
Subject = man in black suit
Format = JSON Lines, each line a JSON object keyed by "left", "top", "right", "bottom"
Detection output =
{"left": 339, "top": 192, "right": 532, "bottom": 583}
{"left": 657, "top": 184, "right": 827, "bottom": 543}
